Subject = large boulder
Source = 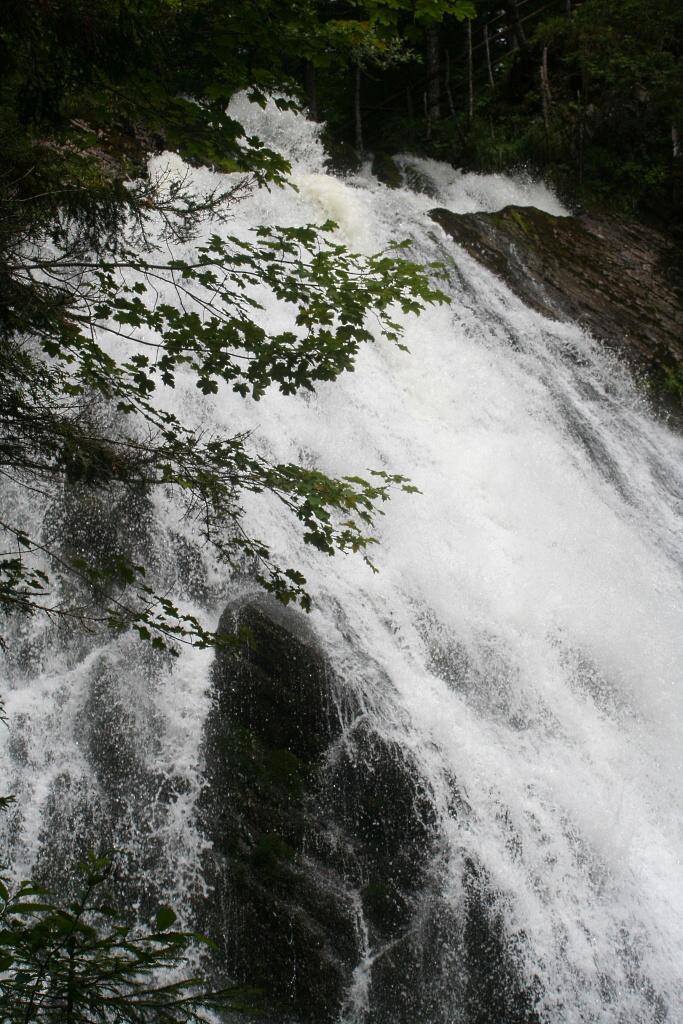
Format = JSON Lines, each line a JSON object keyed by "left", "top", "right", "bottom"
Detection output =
{"left": 197, "top": 597, "right": 438, "bottom": 1021}
{"left": 197, "top": 597, "right": 541, "bottom": 1023}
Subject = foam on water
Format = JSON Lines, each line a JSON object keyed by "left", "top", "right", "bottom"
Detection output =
{"left": 2, "top": 97, "right": 683, "bottom": 1021}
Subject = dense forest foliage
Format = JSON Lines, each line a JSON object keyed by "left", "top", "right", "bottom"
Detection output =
{"left": 319, "top": 0, "right": 683, "bottom": 227}
{"left": 0, "top": 1, "right": 681, "bottom": 1019}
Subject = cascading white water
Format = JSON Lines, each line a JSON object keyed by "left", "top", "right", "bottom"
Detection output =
{"left": 1, "top": 95, "right": 682, "bottom": 1022}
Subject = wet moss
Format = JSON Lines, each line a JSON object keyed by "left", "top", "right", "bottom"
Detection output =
{"left": 401, "top": 163, "right": 439, "bottom": 198}
{"left": 251, "top": 833, "right": 296, "bottom": 881}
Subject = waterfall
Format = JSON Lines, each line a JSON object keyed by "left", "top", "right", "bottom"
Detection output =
{"left": 1, "top": 96, "right": 682, "bottom": 1023}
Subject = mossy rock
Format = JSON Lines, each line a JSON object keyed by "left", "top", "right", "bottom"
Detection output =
{"left": 372, "top": 152, "right": 403, "bottom": 189}
{"left": 401, "top": 162, "right": 439, "bottom": 198}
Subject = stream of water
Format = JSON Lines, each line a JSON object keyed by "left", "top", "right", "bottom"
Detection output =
{"left": 1, "top": 97, "right": 682, "bottom": 1022}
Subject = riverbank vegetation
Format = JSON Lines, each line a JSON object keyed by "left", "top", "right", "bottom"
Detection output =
{"left": 321, "top": 0, "right": 682, "bottom": 231}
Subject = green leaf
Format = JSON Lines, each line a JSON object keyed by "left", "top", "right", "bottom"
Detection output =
{"left": 155, "top": 907, "right": 177, "bottom": 932}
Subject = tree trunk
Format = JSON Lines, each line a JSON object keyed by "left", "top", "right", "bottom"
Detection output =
{"left": 355, "top": 65, "right": 364, "bottom": 159}
{"left": 467, "top": 18, "right": 474, "bottom": 128}
{"left": 504, "top": 0, "right": 528, "bottom": 54}
{"left": 541, "top": 45, "right": 551, "bottom": 133}
{"left": 673, "top": 124, "right": 682, "bottom": 211}
{"left": 577, "top": 89, "right": 584, "bottom": 185}
{"left": 425, "top": 25, "right": 441, "bottom": 122}
{"left": 304, "top": 61, "right": 318, "bottom": 122}
{"left": 484, "top": 24, "right": 494, "bottom": 87}
{"left": 445, "top": 49, "right": 456, "bottom": 118}
{"left": 444, "top": 52, "right": 467, "bottom": 148}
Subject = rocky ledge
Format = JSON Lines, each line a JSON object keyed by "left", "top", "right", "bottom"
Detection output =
{"left": 429, "top": 204, "right": 683, "bottom": 415}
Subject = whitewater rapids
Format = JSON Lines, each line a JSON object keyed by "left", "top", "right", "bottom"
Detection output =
{"left": 1, "top": 95, "right": 682, "bottom": 1023}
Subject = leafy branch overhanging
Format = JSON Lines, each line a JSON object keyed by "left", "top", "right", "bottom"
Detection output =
{"left": 1, "top": 155, "right": 448, "bottom": 653}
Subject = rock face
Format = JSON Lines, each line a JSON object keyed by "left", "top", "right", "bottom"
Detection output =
{"left": 429, "top": 205, "right": 683, "bottom": 377}
{"left": 198, "top": 597, "right": 438, "bottom": 1023}
{"left": 198, "top": 598, "right": 541, "bottom": 1023}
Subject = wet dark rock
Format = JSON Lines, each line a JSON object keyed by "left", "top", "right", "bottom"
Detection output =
{"left": 198, "top": 597, "right": 542, "bottom": 1023}
{"left": 199, "top": 599, "right": 358, "bottom": 1021}
{"left": 80, "top": 659, "right": 151, "bottom": 801}
{"left": 322, "top": 720, "right": 436, "bottom": 939}
{"left": 430, "top": 204, "right": 683, "bottom": 418}
{"left": 44, "top": 481, "right": 155, "bottom": 580}
{"left": 372, "top": 152, "right": 402, "bottom": 189}
{"left": 33, "top": 652, "right": 182, "bottom": 918}
{"left": 198, "top": 597, "right": 441, "bottom": 1022}
{"left": 463, "top": 863, "right": 542, "bottom": 1024}
{"left": 323, "top": 139, "right": 362, "bottom": 177}
{"left": 401, "top": 162, "right": 439, "bottom": 198}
